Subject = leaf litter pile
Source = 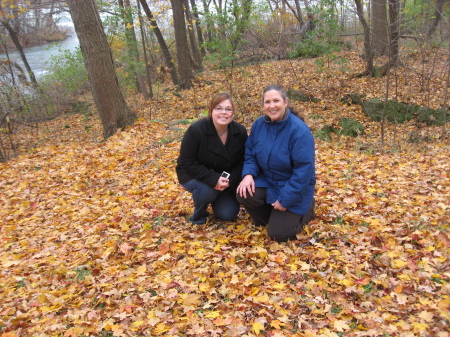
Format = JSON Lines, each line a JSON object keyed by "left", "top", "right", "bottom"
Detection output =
{"left": 1, "top": 51, "right": 449, "bottom": 336}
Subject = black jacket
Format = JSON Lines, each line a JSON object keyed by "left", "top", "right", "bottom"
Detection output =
{"left": 176, "top": 117, "right": 248, "bottom": 192}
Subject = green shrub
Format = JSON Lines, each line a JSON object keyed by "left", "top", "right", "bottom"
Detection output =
{"left": 315, "top": 124, "right": 336, "bottom": 141}
{"left": 339, "top": 117, "right": 364, "bottom": 137}
{"left": 41, "top": 47, "right": 89, "bottom": 96}
{"left": 289, "top": 38, "right": 342, "bottom": 59}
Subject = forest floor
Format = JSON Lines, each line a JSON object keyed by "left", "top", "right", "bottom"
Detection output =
{"left": 1, "top": 50, "right": 449, "bottom": 336}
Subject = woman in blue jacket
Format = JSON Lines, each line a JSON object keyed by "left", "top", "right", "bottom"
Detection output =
{"left": 237, "top": 84, "right": 316, "bottom": 242}
{"left": 177, "top": 93, "right": 248, "bottom": 224}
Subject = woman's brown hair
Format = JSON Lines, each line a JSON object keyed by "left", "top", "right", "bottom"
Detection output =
{"left": 208, "top": 92, "right": 236, "bottom": 118}
{"left": 262, "top": 84, "right": 305, "bottom": 121}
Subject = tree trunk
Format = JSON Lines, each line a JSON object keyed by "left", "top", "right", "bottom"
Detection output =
{"left": 354, "top": 0, "right": 374, "bottom": 76}
{"left": 231, "top": 0, "right": 253, "bottom": 50}
{"left": 138, "top": 0, "right": 179, "bottom": 86}
{"left": 171, "top": 0, "right": 194, "bottom": 89}
{"left": 136, "top": 0, "right": 153, "bottom": 98}
{"left": 202, "top": 0, "right": 214, "bottom": 50}
{"left": 389, "top": 0, "right": 400, "bottom": 66}
{"left": 189, "top": 0, "right": 206, "bottom": 57}
{"left": 183, "top": 0, "right": 202, "bottom": 70}
{"left": 284, "top": 0, "right": 305, "bottom": 27}
{"left": 1, "top": 20, "right": 38, "bottom": 86}
{"left": 66, "top": 0, "right": 136, "bottom": 139}
{"left": 426, "top": 0, "right": 446, "bottom": 42}
{"left": 118, "top": 0, "right": 150, "bottom": 99}
{"left": 371, "top": 0, "right": 388, "bottom": 56}
{"left": 379, "top": 0, "right": 401, "bottom": 76}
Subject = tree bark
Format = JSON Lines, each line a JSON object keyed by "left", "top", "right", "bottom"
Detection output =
{"left": 283, "top": 0, "right": 305, "bottom": 27}
{"left": 371, "top": 0, "right": 388, "bottom": 56}
{"left": 136, "top": 0, "right": 153, "bottom": 98}
{"left": 231, "top": 0, "right": 253, "bottom": 50}
{"left": 354, "top": 0, "right": 374, "bottom": 76}
{"left": 379, "top": 0, "right": 401, "bottom": 76}
{"left": 171, "top": 0, "right": 194, "bottom": 89}
{"left": 1, "top": 20, "right": 38, "bottom": 86}
{"left": 183, "top": 0, "right": 202, "bottom": 70}
{"left": 138, "top": 0, "right": 179, "bottom": 86}
{"left": 189, "top": 0, "right": 206, "bottom": 57}
{"left": 118, "top": 0, "right": 149, "bottom": 99}
{"left": 426, "top": 0, "right": 446, "bottom": 42}
{"left": 201, "top": 0, "right": 214, "bottom": 50}
{"left": 66, "top": 0, "right": 136, "bottom": 139}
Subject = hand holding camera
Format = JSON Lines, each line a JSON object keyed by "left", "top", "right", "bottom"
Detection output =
{"left": 215, "top": 171, "right": 230, "bottom": 191}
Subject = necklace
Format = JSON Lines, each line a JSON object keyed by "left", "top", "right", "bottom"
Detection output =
{"left": 218, "top": 128, "right": 228, "bottom": 137}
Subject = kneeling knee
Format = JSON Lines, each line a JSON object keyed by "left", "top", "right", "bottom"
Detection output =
{"left": 268, "top": 228, "right": 296, "bottom": 242}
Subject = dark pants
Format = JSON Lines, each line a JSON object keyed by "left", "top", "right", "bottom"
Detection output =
{"left": 237, "top": 188, "right": 315, "bottom": 242}
{"left": 182, "top": 179, "right": 240, "bottom": 224}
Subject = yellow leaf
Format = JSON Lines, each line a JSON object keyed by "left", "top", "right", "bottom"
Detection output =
{"left": 270, "top": 320, "right": 284, "bottom": 329}
{"left": 299, "top": 261, "right": 310, "bottom": 271}
{"left": 204, "top": 311, "right": 221, "bottom": 318}
{"left": 392, "top": 259, "right": 408, "bottom": 269}
{"left": 37, "top": 294, "right": 50, "bottom": 304}
{"left": 252, "top": 321, "right": 265, "bottom": 334}
{"left": 153, "top": 323, "right": 169, "bottom": 334}
{"left": 418, "top": 311, "right": 434, "bottom": 322}
{"left": 273, "top": 283, "right": 286, "bottom": 290}
{"left": 253, "top": 293, "right": 270, "bottom": 303}
{"left": 334, "top": 320, "right": 350, "bottom": 332}
{"left": 132, "top": 320, "right": 144, "bottom": 328}
{"left": 411, "top": 322, "right": 429, "bottom": 332}
{"left": 199, "top": 282, "right": 210, "bottom": 292}
{"left": 181, "top": 293, "right": 201, "bottom": 306}
{"left": 340, "top": 278, "right": 355, "bottom": 287}
{"left": 136, "top": 265, "right": 146, "bottom": 275}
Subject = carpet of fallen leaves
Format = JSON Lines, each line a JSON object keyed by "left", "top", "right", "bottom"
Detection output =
{"left": 1, "top": 50, "right": 450, "bottom": 337}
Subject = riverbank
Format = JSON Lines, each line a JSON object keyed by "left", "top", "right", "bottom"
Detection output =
{"left": 0, "top": 28, "right": 71, "bottom": 53}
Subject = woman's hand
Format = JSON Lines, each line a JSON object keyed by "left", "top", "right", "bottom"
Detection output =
{"left": 272, "top": 200, "right": 286, "bottom": 211}
{"left": 214, "top": 177, "right": 229, "bottom": 191}
{"left": 237, "top": 174, "right": 255, "bottom": 198}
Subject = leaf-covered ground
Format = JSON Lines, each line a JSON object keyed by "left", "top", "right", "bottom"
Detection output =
{"left": 1, "top": 51, "right": 449, "bottom": 336}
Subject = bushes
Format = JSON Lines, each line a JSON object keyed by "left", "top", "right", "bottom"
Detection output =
{"left": 39, "top": 47, "right": 89, "bottom": 112}
{"left": 314, "top": 118, "right": 364, "bottom": 141}
{"left": 289, "top": 37, "right": 343, "bottom": 59}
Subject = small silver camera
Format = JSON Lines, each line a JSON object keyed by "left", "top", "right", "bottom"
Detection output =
{"left": 221, "top": 171, "right": 230, "bottom": 179}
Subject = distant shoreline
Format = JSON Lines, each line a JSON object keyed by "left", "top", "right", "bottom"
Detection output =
{"left": 0, "top": 29, "right": 73, "bottom": 53}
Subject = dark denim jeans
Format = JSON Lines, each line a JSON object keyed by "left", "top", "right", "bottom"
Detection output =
{"left": 182, "top": 179, "right": 240, "bottom": 224}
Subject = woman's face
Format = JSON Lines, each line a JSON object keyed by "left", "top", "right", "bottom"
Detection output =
{"left": 211, "top": 99, "right": 234, "bottom": 127}
{"left": 263, "top": 90, "right": 288, "bottom": 122}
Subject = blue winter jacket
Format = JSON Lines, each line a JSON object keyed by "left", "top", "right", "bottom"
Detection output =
{"left": 242, "top": 110, "right": 316, "bottom": 215}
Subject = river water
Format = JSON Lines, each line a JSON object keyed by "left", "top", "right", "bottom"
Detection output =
{"left": 0, "top": 33, "right": 80, "bottom": 78}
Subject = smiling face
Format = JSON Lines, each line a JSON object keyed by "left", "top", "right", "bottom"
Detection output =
{"left": 263, "top": 89, "right": 288, "bottom": 122}
{"left": 211, "top": 99, "right": 234, "bottom": 127}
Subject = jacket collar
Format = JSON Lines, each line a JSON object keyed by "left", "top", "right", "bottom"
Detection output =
{"left": 205, "top": 118, "right": 242, "bottom": 157}
{"left": 264, "top": 108, "right": 292, "bottom": 125}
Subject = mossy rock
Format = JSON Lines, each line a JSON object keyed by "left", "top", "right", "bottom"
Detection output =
{"left": 390, "top": 102, "right": 419, "bottom": 123}
{"left": 416, "top": 107, "right": 450, "bottom": 126}
{"left": 362, "top": 98, "right": 384, "bottom": 122}
{"left": 362, "top": 98, "right": 416, "bottom": 124}
{"left": 339, "top": 117, "right": 364, "bottom": 137}
{"left": 314, "top": 124, "right": 337, "bottom": 141}
{"left": 287, "top": 88, "right": 320, "bottom": 103}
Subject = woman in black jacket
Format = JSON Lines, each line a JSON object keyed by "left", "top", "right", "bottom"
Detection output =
{"left": 176, "top": 93, "right": 248, "bottom": 224}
